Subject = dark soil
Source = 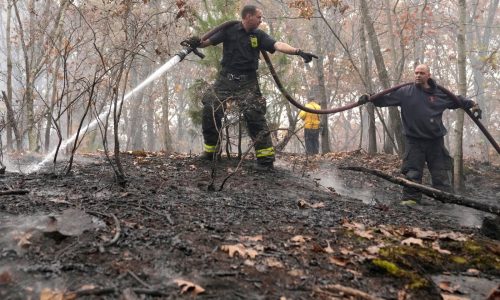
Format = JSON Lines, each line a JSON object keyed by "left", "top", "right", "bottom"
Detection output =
{"left": 0, "top": 150, "right": 498, "bottom": 300}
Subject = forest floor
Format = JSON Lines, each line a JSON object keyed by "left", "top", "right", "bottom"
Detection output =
{"left": 0, "top": 150, "right": 499, "bottom": 300}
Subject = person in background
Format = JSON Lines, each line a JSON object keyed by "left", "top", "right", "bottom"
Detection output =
{"left": 183, "top": 4, "right": 318, "bottom": 171}
{"left": 299, "top": 90, "right": 321, "bottom": 155}
{"left": 357, "top": 64, "right": 481, "bottom": 205}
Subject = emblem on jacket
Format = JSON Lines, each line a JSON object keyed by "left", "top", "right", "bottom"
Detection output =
{"left": 250, "top": 35, "right": 258, "bottom": 48}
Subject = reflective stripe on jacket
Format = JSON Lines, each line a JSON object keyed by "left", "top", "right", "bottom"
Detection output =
{"left": 299, "top": 101, "right": 321, "bottom": 129}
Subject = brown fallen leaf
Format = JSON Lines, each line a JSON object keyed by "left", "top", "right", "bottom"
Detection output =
{"left": 401, "top": 237, "right": 424, "bottom": 247}
{"left": 13, "top": 231, "right": 33, "bottom": 248}
{"left": 329, "top": 256, "right": 348, "bottom": 267}
{"left": 343, "top": 221, "right": 374, "bottom": 239}
{"left": 220, "top": 244, "right": 259, "bottom": 259}
{"left": 173, "top": 279, "right": 205, "bottom": 295}
{"left": 0, "top": 270, "right": 13, "bottom": 284}
{"left": 240, "top": 235, "right": 263, "bottom": 242}
{"left": 243, "top": 259, "right": 255, "bottom": 266}
{"left": 432, "top": 241, "right": 451, "bottom": 255}
{"left": 288, "top": 269, "right": 304, "bottom": 277}
{"left": 354, "top": 229, "right": 374, "bottom": 240}
{"left": 77, "top": 284, "right": 97, "bottom": 291}
{"left": 438, "top": 232, "right": 468, "bottom": 242}
{"left": 324, "top": 240, "right": 334, "bottom": 254}
{"left": 465, "top": 268, "right": 480, "bottom": 276}
{"left": 366, "top": 245, "right": 381, "bottom": 255}
{"left": 398, "top": 288, "right": 407, "bottom": 300}
{"left": 339, "top": 247, "right": 355, "bottom": 256}
{"left": 290, "top": 235, "right": 310, "bottom": 244}
{"left": 297, "top": 199, "right": 325, "bottom": 209}
{"left": 486, "top": 284, "right": 500, "bottom": 300}
{"left": 379, "top": 227, "right": 394, "bottom": 237}
{"left": 346, "top": 269, "right": 362, "bottom": 277}
{"left": 440, "top": 294, "right": 470, "bottom": 300}
{"left": 264, "top": 257, "right": 284, "bottom": 268}
{"left": 342, "top": 220, "right": 365, "bottom": 230}
{"left": 412, "top": 228, "right": 438, "bottom": 240}
{"left": 49, "top": 198, "right": 71, "bottom": 204}
{"left": 438, "top": 281, "right": 461, "bottom": 293}
{"left": 40, "top": 288, "right": 76, "bottom": 300}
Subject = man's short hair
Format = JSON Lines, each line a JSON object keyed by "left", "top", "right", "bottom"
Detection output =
{"left": 241, "top": 5, "right": 257, "bottom": 18}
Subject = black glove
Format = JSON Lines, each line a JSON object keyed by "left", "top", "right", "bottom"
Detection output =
{"left": 296, "top": 49, "right": 318, "bottom": 63}
{"left": 357, "top": 94, "right": 370, "bottom": 105}
{"left": 458, "top": 96, "right": 482, "bottom": 119}
{"left": 183, "top": 36, "right": 201, "bottom": 48}
{"left": 470, "top": 102, "right": 482, "bottom": 119}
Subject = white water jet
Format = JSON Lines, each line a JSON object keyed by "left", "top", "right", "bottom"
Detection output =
{"left": 26, "top": 55, "right": 183, "bottom": 173}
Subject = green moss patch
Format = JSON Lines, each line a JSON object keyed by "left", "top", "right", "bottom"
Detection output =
{"left": 369, "top": 237, "right": 499, "bottom": 290}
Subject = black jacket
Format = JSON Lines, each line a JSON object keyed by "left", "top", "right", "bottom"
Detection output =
{"left": 372, "top": 79, "right": 474, "bottom": 139}
{"left": 210, "top": 22, "right": 276, "bottom": 74}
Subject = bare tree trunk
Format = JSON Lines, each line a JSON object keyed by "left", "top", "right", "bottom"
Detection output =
{"left": 360, "top": 0, "right": 404, "bottom": 155}
{"left": 454, "top": 0, "right": 467, "bottom": 191}
{"left": 13, "top": 0, "right": 36, "bottom": 151}
{"left": 5, "top": 0, "right": 22, "bottom": 151}
{"left": 144, "top": 65, "right": 155, "bottom": 151}
{"left": 312, "top": 18, "right": 330, "bottom": 154}
{"left": 359, "top": 23, "right": 376, "bottom": 154}
{"left": 160, "top": 74, "right": 173, "bottom": 152}
{"left": 44, "top": 59, "right": 60, "bottom": 153}
{"left": 468, "top": 0, "right": 499, "bottom": 162}
{"left": 126, "top": 67, "right": 144, "bottom": 150}
{"left": 413, "top": 0, "right": 428, "bottom": 66}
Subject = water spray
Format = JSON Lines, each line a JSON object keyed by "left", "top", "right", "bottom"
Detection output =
{"left": 26, "top": 45, "right": 202, "bottom": 173}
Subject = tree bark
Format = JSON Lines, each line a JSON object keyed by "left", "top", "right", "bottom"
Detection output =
{"left": 467, "top": 0, "right": 499, "bottom": 162}
{"left": 312, "top": 18, "right": 331, "bottom": 154}
{"left": 160, "top": 74, "right": 173, "bottom": 153}
{"left": 360, "top": 0, "right": 404, "bottom": 156}
{"left": 358, "top": 23, "right": 376, "bottom": 154}
{"left": 4, "top": 0, "right": 22, "bottom": 151}
{"left": 454, "top": 0, "right": 467, "bottom": 191}
{"left": 340, "top": 166, "right": 500, "bottom": 215}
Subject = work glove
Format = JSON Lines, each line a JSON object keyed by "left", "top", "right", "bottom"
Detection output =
{"left": 183, "top": 36, "right": 201, "bottom": 48}
{"left": 470, "top": 102, "right": 482, "bottom": 119}
{"left": 296, "top": 49, "right": 318, "bottom": 63}
{"left": 458, "top": 96, "right": 482, "bottom": 119}
{"left": 357, "top": 94, "right": 371, "bottom": 105}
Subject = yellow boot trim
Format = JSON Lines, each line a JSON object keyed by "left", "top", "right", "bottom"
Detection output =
{"left": 204, "top": 144, "right": 217, "bottom": 153}
{"left": 256, "top": 147, "right": 275, "bottom": 158}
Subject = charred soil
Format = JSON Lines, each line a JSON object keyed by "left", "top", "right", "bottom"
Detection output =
{"left": 0, "top": 150, "right": 498, "bottom": 300}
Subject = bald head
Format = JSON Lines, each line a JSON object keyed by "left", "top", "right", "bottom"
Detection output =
{"left": 414, "top": 64, "right": 431, "bottom": 88}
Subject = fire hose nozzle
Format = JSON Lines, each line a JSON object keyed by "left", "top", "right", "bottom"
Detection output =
{"left": 178, "top": 41, "right": 205, "bottom": 61}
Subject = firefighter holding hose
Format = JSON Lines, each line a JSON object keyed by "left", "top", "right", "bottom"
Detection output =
{"left": 358, "top": 64, "right": 481, "bottom": 205}
{"left": 183, "top": 5, "right": 318, "bottom": 171}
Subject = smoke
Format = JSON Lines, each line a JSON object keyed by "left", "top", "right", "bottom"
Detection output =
{"left": 316, "top": 167, "right": 375, "bottom": 204}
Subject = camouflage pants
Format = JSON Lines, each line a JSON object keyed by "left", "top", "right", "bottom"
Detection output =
{"left": 201, "top": 73, "right": 274, "bottom": 162}
{"left": 401, "top": 136, "right": 453, "bottom": 201}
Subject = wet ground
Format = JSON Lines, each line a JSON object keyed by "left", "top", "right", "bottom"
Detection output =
{"left": 0, "top": 150, "right": 498, "bottom": 299}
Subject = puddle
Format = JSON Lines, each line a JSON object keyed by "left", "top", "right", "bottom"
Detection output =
{"left": 0, "top": 210, "right": 104, "bottom": 254}
{"left": 314, "top": 164, "right": 492, "bottom": 228}
{"left": 315, "top": 168, "right": 375, "bottom": 204}
{"left": 432, "top": 274, "right": 498, "bottom": 299}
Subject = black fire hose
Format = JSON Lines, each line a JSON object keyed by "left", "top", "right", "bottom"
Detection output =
{"left": 437, "top": 84, "right": 500, "bottom": 154}
{"left": 197, "top": 20, "right": 500, "bottom": 154}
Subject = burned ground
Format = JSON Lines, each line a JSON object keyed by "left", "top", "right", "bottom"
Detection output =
{"left": 0, "top": 151, "right": 498, "bottom": 299}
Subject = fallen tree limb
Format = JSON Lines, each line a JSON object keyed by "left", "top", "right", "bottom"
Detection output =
{"left": 340, "top": 166, "right": 499, "bottom": 215}
{"left": 68, "top": 287, "right": 170, "bottom": 298}
{"left": 0, "top": 189, "right": 29, "bottom": 196}
{"left": 86, "top": 211, "right": 121, "bottom": 247}
{"left": 316, "top": 284, "right": 384, "bottom": 300}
